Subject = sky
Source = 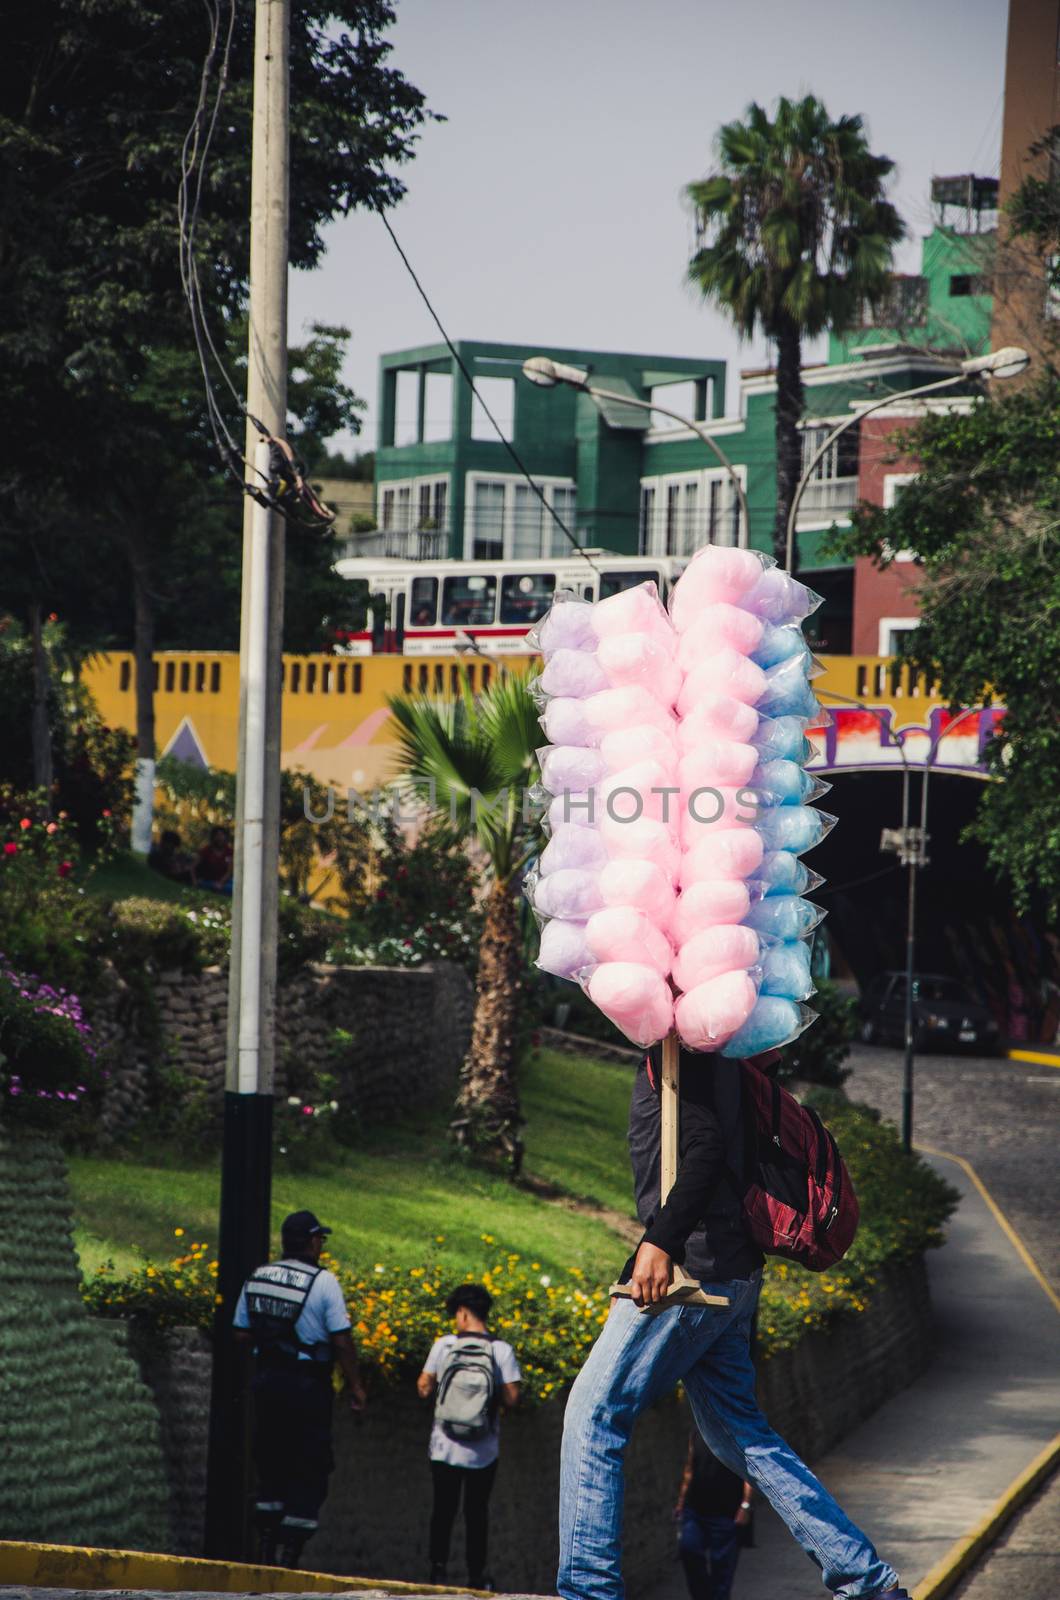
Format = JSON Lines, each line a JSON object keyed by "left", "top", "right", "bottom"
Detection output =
{"left": 288, "top": 0, "right": 1010, "bottom": 451}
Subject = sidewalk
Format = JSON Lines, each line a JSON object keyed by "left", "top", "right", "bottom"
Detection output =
{"left": 645, "top": 1152, "right": 1060, "bottom": 1600}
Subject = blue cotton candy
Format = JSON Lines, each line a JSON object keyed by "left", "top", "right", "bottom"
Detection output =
{"left": 753, "top": 717, "right": 811, "bottom": 764}
{"left": 720, "top": 995, "right": 806, "bottom": 1057}
{"left": 759, "top": 940, "right": 814, "bottom": 1001}
{"left": 757, "top": 655, "right": 820, "bottom": 720}
{"left": 755, "top": 806, "right": 835, "bottom": 855}
{"left": 752, "top": 759, "right": 813, "bottom": 804}
{"left": 744, "top": 894, "right": 824, "bottom": 940}
{"left": 754, "top": 851, "right": 813, "bottom": 896}
{"left": 753, "top": 623, "right": 809, "bottom": 670}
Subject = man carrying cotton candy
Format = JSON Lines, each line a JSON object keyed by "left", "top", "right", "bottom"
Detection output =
{"left": 552, "top": 548, "right": 913, "bottom": 1600}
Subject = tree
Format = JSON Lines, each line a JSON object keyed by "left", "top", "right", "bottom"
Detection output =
{"left": 1, "top": 1, "right": 435, "bottom": 831}
{"left": 686, "top": 96, "right": 903, "bottom": 570}
{"left": 387, "top": 674, "right": 541, "bottom": 1175}
{"left": 830, "top": 378, "right": 1060, "bottom": 914}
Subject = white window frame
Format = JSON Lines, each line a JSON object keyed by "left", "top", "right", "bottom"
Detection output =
{"left": 882, "top": 473, "right": 917, "bottom": 561}
{"left": 378, "top": 474, "right": 449, "bottom": 532}
{"left": 638, "top": 466, "right": 746, "bottom": 556}
{"left": 878, "top": 616, "right": 920, "bottom": 656}
{"left": 462, "top": 471, "right": 577, "bottom": 561}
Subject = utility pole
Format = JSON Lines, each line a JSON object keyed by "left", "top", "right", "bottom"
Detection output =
{"left": 204, "top": 0, "right": 289, "bottom": 1560}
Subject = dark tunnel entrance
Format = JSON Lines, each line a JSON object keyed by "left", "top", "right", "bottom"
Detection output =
{"left": 810, "top": 769, "right": 1060, "bottom": 1043}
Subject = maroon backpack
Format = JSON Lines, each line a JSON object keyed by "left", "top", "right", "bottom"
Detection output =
{"left": 735, "top": 1055, "right": 859, "bottom": 1272}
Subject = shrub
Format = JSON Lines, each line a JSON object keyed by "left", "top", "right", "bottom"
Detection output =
{"left": 778, "top": 978, "right": 857, "bottom": 1088}
{"left": 0, "top": 791, "right": 105, "bottom": 992}
{"left": 106, "top": 897, "right": 230, "bottom": 974}
{"left": 0, "top": 958, "right": 101, "bottom": 1131}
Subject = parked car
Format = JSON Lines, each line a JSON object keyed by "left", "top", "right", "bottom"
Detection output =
{"left": 859, "top": 972, "right": 1001, "bottom": 1053}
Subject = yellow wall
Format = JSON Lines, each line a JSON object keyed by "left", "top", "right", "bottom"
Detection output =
{"left": 84, "top": 649, "right": 951, "bottom": 795}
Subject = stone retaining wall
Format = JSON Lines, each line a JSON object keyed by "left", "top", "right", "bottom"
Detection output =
{"left": 99, "top": 960, "right": 473, "bottom": 1131}
{"left": 128, "top": 1254, "right": 934, "bottom": 1591}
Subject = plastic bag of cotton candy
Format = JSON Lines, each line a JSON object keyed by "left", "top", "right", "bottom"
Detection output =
{"left": 523, "top": 546, "right": 835, "bottom": 1055}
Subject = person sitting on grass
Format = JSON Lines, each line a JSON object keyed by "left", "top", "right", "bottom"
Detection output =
{"left": 417, "top": 1282, "right": 522, "bottom": 1591}
{"left": 196, "top": 824, "right": 233, "bottom": 893}
{"left": 147, "top": 828, "right": 197, "bottom": 886}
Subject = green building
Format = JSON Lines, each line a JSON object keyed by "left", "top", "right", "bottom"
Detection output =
{"left": 361, "top": 177, "right": 995, "bottom": 653}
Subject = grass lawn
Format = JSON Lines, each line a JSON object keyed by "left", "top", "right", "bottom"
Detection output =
{"left": 69, "top": 1047, "right": 639, "bottom": 1285}
{"left": 82, "top": 850, "right": 207, "bottom": 905}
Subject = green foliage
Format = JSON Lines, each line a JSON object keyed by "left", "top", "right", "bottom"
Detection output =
{"left": 387, "top": 671, "right": 542, "bottom": 884}
{"left": 830, "top": 377, "right": 1060, "bottom": 912}
{"left": 0, "top": 1133, "right": 169, "bottom": 1545}
{"left": 0, "top": 961, "right": 102, "bottom": 1133}
{"left": 107, "top": 898, "right": 231, "bottom": 974}
{"left": 777, "top": 978, "right": 855, "bottom": 1088}
{"left": 686, "top": 95, "right": 903, "bottom": 341}
{"left": 0, "top": 790, "right": 108, "bottom": 992}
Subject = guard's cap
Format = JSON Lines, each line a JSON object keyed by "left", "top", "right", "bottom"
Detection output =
{"left": 281, "top": 1209, "right": 332, "bottom": 1243}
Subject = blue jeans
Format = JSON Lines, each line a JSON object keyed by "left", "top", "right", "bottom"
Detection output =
{"left": 679, "top": 1509, "right": 741, "bottom": 1600}
{"left": 558, "top": 1273, "right": 900, "bottom": 1600}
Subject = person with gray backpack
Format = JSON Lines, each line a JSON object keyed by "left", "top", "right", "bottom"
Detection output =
{"left": 417, "top": 1283, "right": 522, "bottom": 1588}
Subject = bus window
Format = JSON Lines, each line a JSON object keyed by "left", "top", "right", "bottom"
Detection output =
{"left": 500, "top": 571, "right": 555, "bottom": 624}
{"left": 442, "top": 573, "right": 497, "bottom": 627}
{"left": 599, "top": 569, "right": 660, "bottom": 599}
{"left": 409, "top": 575, "right": 438, "bottom": 627}
{"left": 370, "top": 592, "right": 387, "bottom": 653}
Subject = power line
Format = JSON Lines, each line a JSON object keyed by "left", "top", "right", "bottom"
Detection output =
{"left": 375, "top": 204, "right": 597, "bottom": 572}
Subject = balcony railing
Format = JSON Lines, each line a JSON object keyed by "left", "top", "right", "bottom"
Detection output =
{"left": 795, "top": 477, "right": 859, "bottom": 522}
{"left": 340, "top": 525, "right": 450, "bottom": 561}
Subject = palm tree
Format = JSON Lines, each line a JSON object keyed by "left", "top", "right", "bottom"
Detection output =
{"left": 388, "top": 669, "right": 541, "bottom": 1174}
{"left": 686, "top": 95, "right": 904, "bottom": 571}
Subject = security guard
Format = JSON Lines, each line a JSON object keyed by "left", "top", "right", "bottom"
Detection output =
{"left": 234, "top": 1210, "right": 366, "bottom": 1567}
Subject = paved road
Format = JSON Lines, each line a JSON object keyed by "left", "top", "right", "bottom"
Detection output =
{"left": 951, "top": 1468, "right": 1060, "bottom": 1600}
{"left": 843, "top": 1042, "right": 1060, "bottom": 1283}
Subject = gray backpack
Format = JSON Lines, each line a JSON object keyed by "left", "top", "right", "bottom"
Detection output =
{"left": 434, "top": 1334, "right": 497, "bottom": 1440}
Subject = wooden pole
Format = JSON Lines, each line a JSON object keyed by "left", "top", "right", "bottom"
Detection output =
{"left": 611, "top": 1033, "right": 729, "bottom": 1312}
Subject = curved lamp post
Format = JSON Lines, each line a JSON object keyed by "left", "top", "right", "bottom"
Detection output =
{"left": 522, "top": 355, "right": 751, "bottom": 548}
{"left": 785, "top": 345, "right": 1031, "bottom": 573}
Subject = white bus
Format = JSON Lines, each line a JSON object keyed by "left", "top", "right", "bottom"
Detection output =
{"left": 331, "top": 552, "right": 689, "bottom": 656}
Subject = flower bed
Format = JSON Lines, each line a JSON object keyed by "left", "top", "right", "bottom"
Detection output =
{"left": 83, "top": 1095, "right": 957, "bottom": 1399}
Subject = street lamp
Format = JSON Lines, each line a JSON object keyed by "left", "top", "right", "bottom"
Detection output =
{"left": 522, "top": 355, "right": 751, "bottom": 546}
{"left": 784, "top": 345, "right": 1030, "bottom": 573}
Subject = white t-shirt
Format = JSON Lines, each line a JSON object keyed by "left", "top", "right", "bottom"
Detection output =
{"left": 234, "top": 1261, "right": 351, "bottom": 1358}
{"left": 423, "top": 1333, "right": 521, "bottom": 1468}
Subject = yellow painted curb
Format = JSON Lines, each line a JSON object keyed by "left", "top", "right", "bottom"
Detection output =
{"left": 916, "top": 1144, "right": 1060, "bottom": 1316}
{"left": 0, "top": 1539, "right": 482, "bottom": 1595}
{"left": 911, "top": 1431, "right": 1060, "bottom": 1600}
{"left": 1006, "top": 1047, "right": 1060, "bottom": 1068}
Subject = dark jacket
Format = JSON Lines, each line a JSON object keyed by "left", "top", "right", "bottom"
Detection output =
{"left": 627, "top": 1047, "right": 762, "bottom": 1285}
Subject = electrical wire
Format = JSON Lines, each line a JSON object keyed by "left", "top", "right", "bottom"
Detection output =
{"left": 375, "top": 204, "right": 597, "bottom": 572}
{"left": 177, "top": 0, "right": 334, "bottom": 529}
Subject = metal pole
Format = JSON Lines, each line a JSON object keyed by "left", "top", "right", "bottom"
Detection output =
{"left": 205, "top": 0, "right": 289, "bottom": 1560}
{"left": 900, "top": 785, "right": 919, "bottom": 1152}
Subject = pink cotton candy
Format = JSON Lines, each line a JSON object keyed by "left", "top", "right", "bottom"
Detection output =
{"left": 599, "top": 858, "right": 677, "bottom": 923}
{"left": 676, "top": 694, "right": 760, "bottom": 751}
{"left": 678, "top": 741, "right": 758, "bottom": 790}
{"left": 537, "top": 919, "right": 593, "bottom": 980}
{"left": 537, "top": 600, "right": 596, "bottom": 655}
{"left": 587, "top": 961, "right": 674, "bottom": 1047}
{"left": 670, "top": 880, "right": 752, "bottom": 944}
{"left": 599, "top": 812, "right": 680, "bottom": 875}
{"left": 680, "top": 827, "right": 765, "bottom": 885}
{"left": 601, "top": 760, "right": 677, "bottom": 824}
{"left": 542, "top": 697, "right": 597, "bottom": 747}
{"left": 585, "top": 907, "right": 673, "bottom": 975}
{"left": 540, "top": 825, "right": 608, "bottom": 875}
{"left": 672, "top": 925, "right": 760, "bottom": 993}
{"left": 674, "top": 970, "right": 758, "bottom": 1051}
{"left": 676, "top": 604, "right": 765, "bottom": 672}
{"left": 680, "top": 786, "right": 759, "bottom": 845}
{"left": 584, "top": 686, "right": 676, "bottom": 735}
{"left": 547, "top": 791, "right": 598, "bottom": 830}
{"left": 533, "top": 868, "right": 605, "bottom": 920}
{"left": 596, "top": 634, "right": 681, "bottom": 708}
{"left": 677, "top": 649, "right": 767, "bottom": 717}
{"left": 539, "top": 745, "right": 606, "bottom": 796}
{"left": 539, "top": 649, "right": 609, "bottom": 699}
{"left": 670, "top": 547, "right": 765, "bottom": 631}
{"left": 590, "top": 582, "right": 674, "bottom": 644}
{"left": 600, "top": 723, "right": 679, "bottom": 777}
